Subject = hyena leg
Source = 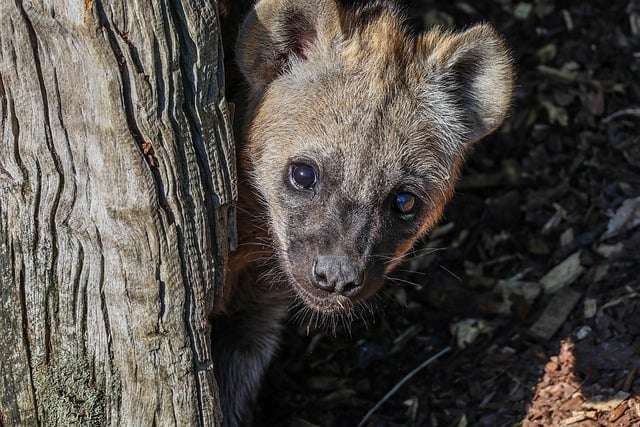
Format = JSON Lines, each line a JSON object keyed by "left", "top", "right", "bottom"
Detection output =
{"left": 212, "top": 290, "right": 288, "bottom": 427}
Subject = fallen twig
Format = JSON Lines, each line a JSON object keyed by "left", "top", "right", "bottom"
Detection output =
{"left": 602, "top": 108, "right": 640, "bottom": 123}
{"left": 357, "top": 346, "right": 452, "bottom": 427}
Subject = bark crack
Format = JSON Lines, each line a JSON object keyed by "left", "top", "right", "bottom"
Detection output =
{"left": 157, "top": 265, "right": 166, "bottom": 323}
{"left": 0, "top": 69, "right": 8, "bottom": 151}
{"left": 152, "top": 36, "right": 165, "bottom": 119}
{"left": 166, "top": 1, "right": 224, "bottom": 423}
{"left": 0, "top": 74, "right": 16, "bottom": 181}
{"left": 116, "top": 28, "right": 144, "bottom": 75}
{"left": 32, "top": 160, "right": 41, "bottom": 256}
{"left": 95, "top": 230, "right": 113, "bottom": 362}
{"left": 72, "top": 245, "right": 86, "bottom": 357}
{"left": 156, "top": 5, "right": 207, "bottom": 418}
{"left": 17, "top": 249, "right": 41, "bottom": 426}
{"left": 94, "top": 0, "right": 174, "bottom": 225}
{"left": 8, "top": 87, "right": 27, "bottom": 189}
{"left": 52, "top": 69, "right": 77, "bottom": 225}
{"left": 15, "top": 0, "right": 64, "bottom": 365}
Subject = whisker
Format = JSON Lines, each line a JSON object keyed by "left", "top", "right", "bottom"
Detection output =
{"left": 384, "top": 275, "right": 422, "bottom": 290}
{"left": 392, "top": 268, "right": 428, "bottom": 276}
{"left": 439, "top": 264, "right": 462, "bottom": 282}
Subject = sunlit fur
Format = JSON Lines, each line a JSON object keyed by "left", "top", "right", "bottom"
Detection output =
{"left": 212, "top": 1, "right": 514, "bottom": 426}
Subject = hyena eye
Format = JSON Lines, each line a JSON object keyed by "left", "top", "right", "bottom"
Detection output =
{"left": 392, "top": 192, "right": 418, "bottom": 215}
{"left": 290, "top": 163, "right": 317, "bottom": 190}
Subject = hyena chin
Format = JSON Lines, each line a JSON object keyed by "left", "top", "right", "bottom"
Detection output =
{"left": 213, "top": 0, "right": 514, "bottom": 425}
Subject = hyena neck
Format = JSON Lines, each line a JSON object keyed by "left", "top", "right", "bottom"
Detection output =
{"left": 215, "top": 178, "right": 278, "bottom": 315}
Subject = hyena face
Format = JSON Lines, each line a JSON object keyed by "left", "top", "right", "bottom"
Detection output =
{"left": 236, "top": 0, "right": 514, "bottom": 315}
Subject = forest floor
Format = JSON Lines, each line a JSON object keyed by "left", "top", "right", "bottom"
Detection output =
{"left": 254, "top": 1, "right": 640, "bottom": 426}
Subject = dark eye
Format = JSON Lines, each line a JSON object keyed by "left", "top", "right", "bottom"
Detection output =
{"left": 392, "top": 192, "right": 418, "bottom": 215}
{"left": 290, "top": 163, "right": 317, "bottom": 190}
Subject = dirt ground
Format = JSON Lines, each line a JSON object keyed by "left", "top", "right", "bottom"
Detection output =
{"left": 248, "top": 1, "right": 640, "bottom": 426}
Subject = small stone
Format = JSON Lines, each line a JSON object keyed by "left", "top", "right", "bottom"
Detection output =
{"left": 575, "top": 325, "right": 592, "bottom": 340}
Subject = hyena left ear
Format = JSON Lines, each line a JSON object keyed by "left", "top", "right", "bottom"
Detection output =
{"left": 423, "top": 24, "right": 515, "bottom": 144}
{"left": 236, "top": 0, "right": 328, "bottom": 94}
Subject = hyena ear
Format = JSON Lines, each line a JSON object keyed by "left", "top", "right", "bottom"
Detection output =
{"left": 236, "top": 0, "right": 325, "bottom": 94}
{"left": 422, "top": 24, "right": 514, "bottom": 144}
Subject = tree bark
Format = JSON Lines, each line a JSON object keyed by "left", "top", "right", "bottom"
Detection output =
{"left": 0, "top": 0, "right": 235, "bottom": 425}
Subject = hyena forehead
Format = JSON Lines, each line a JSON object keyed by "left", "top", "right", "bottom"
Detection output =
{"left": 251, "top": 74, "right": 455, "bottom": 201}
{"left": 241, "top": 1, "right": 513, "bottom": 168}
{"left": 248, "top": 50, "right": 466, "bottom": 192}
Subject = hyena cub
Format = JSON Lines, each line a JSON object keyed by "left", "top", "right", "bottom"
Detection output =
{"left": 213, "top": 0, "right": 514, "bottom": 425}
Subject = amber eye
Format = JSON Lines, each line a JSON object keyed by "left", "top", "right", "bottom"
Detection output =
{"left": 290, "top": 163, "right": 317, "bottom": 190}
{"left": 392, "top": 192, "right": 417, "bottom": 215}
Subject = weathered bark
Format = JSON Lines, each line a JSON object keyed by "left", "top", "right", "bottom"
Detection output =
{"left": 0, "top": 0, "right": 235, "bottom": 425}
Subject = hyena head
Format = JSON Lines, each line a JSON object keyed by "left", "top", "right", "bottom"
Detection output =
{"left": 236, "top": 0, "right": 514, "bottom": 315}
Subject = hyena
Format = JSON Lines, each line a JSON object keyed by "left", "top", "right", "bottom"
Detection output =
{"left": 213, "top": 0, "right": 514, "bottom": 425}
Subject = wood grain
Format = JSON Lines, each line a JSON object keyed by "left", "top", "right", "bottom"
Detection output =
{"left": 0, "top": 1, "right": 235, "bottom": 425}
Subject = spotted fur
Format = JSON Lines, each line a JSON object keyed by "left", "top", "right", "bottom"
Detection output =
{"left": 213, "top": 1, "right": 514, "bottom": 425}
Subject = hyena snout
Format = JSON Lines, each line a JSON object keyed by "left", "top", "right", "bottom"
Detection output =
{"left": 311, "top": 255, "right": 364, "bottom": 297}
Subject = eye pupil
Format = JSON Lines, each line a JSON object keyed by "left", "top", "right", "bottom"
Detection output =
{"left": 291, "top": 164, "right": 317, "bottom": 189}
{"left": 394, "top": 192, "right": 416, "bottom": 214}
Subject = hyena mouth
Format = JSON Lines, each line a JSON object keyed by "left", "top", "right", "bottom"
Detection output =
{"left": 290, "top": 282, "right": 358, "bottom": 315}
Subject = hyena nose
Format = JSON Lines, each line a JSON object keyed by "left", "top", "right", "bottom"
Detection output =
{"left": 311, "top": 255, "right": 363, "bottom": 296}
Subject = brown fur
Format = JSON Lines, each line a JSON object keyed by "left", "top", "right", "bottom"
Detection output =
{"left": 213, "top": 1, "right": 514, "bottom": 425}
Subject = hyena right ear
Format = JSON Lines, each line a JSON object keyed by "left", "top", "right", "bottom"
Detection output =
{"left": 236, "top": 0, "right": 327, "bottom": 94}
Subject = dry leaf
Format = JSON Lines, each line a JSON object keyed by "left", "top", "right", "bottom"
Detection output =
{"left": 529, "top": 288, "right": 582, "bottom": 340}
{"left": 540, "top": 252, "right": 585, "bottom": 293}
{"left": 602, "top": 196, "right": 640, "bottom": 239}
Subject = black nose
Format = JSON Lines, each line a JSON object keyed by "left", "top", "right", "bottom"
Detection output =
{"left": 311, "top": 255, "right": 363, "bottom": 296}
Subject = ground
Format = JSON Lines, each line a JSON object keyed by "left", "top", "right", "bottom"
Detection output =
{"left": 252, "top": 1, "right": 640, "bottom": 426}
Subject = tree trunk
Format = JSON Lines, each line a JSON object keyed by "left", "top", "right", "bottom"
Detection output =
{"left": 0, "top": 0, "right": 235, "bottom": 425}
